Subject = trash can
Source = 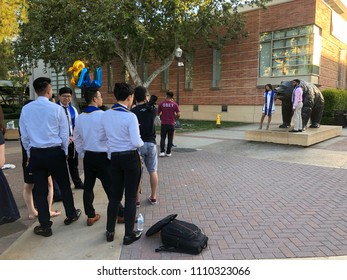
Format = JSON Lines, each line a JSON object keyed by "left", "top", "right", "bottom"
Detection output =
{"left": 334, "top": 111, "right": 347, "bottom": 128}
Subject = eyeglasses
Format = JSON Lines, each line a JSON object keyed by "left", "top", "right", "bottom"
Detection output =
{"left": 61, "top": 95, "right": 72, "bottom": 98}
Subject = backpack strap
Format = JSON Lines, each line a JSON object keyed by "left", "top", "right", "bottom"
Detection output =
{"left": 155, "top": 246, "right": 178, "bottom": 253}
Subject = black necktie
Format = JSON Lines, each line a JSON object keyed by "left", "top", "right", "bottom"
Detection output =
{"left": 64, "top": 107, "right": 72, "bottom": 136}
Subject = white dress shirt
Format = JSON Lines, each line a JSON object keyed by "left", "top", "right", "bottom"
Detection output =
{"left": 59, "top": 103, "right": 79, "bottom": 135}
{"left": 73, "top": 107, "right": 107, "bottom": 158}
{"left": 101, "top": 104, "right": 143, "bottom": 159}
{"left": 19, "top": 96, "right": 70, "bottom": 157}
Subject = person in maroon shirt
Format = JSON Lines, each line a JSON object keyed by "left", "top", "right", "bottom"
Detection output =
{"left": 157, "top": 91, "right": 180, "bottom": 157}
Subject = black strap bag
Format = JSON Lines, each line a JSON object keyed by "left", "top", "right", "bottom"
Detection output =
{"left": 146, "top": 214, "right": 208, "bottom": 255}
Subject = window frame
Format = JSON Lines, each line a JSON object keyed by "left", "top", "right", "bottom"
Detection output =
{"left": 211, "top": 48, "right": 221, "bottom": 89}
{"left": 259, "top": 25, "right": 320, "bottom": 78}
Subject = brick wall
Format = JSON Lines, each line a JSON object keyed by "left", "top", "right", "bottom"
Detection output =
{"left": 100, "top": 0, "right": 347, "bottom": 122}
{"left": 316, "top": 0, "right": 347, "bottom": 89}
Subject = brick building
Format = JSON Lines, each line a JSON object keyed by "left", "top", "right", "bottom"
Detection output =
{"left": 33, "top": 0, "right": 347, "bottom": 124}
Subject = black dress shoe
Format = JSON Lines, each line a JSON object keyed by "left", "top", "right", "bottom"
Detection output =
{"left": 64, "top": 209, "right": 82, "bottom": 225}
{"left": 106, "top": 231, "right": 114, "bottom": 242}
{"left": 123, "top": 230, "right": 142, "bottom": 245}
{"left": 289, "top": 130, "right": 299, "bottom": 133}
{"left": 34, "top": 221, "right": 53, "bottom": 237}
{"left": 298, "top": 130, "right": 303, "bottom": 132}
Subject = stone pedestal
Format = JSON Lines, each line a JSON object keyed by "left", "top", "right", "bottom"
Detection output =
{"left": 4, "top": 129, "right": 20, "bottom": 140}
{"left": 245, "top": 125, "right": 342, "bottom": 147}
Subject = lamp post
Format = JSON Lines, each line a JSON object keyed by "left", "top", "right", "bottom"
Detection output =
{"left": 175, "top": 46, "right": 183, "bottom": 105}
{"left": 175, "top": 46, "right": 183, "bottom": 128}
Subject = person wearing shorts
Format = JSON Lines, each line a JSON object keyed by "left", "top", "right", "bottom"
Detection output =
{"left": 131, "top": 86, "right": 159, "bottom": 205}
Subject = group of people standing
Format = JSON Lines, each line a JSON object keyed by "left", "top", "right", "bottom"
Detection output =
{"left": 3, "top": 76, "right": 306, "bottom": 235}
{"left": 8, "top": 76, "right": 180, "bottom": 246}
{"left": 259, "top": 79, "right": 303, "bottom": 132}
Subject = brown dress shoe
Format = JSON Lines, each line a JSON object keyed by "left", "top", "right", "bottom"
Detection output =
{"left": 87, "top": 213, "right": 101, "bottom": 226}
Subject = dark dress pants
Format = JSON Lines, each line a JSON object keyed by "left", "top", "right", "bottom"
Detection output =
{"left": 68, "top": 142, "right": 83, "bottom": 187}
{"left": 0, "top": 170, "right": 20, "bottom": 225}
{"left": 83, "top": 151, "right": 111, "bottom": 218}
{"left": 107, "top": 151, "right": 141, "bottom": 236}
{"left": 30, "top": 147, "right": 77, "bottom": 228}
{"left": 160, "top": 124, "right": 175, "bottom": 154}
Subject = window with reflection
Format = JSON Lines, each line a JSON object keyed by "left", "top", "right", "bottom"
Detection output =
{"left": 259, "top": 25, "right": 321, "bottom": 77}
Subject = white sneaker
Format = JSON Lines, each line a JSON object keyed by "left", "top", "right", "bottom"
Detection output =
{"left": 165, "top": 153, "right": 172, "bottom": 157}
{"left": 159, "top": 152, "right": 165, "bottom": 157}
{"left": 1, "top": 163, "right": 16, "bottom": 170}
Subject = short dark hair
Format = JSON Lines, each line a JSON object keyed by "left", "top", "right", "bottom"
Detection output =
{"left": 114, "top": 82, "right": 134, "bottom": 101}
{"left": 166, "top": 90, "right": 174, "bottom": 99}
{"left": 33, "top": 77, "right": 51, "bottom": 95}
{"left": 134, "top": 86, "right": 147, "bottom": 102}
{"left": 84, "top": 87, "right": 99, "bottom": 104}
{"left": 59, "top": 86, "right": 73, "bottom": 95}
{"left": 292, "top": 79, "right": 301, "bottom": 84}
{"left": 265, "top": 84, "right": 273, "bottom": 90}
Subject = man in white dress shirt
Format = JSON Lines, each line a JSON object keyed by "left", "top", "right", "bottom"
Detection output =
{"left": 73, "top": 88, "right": 116, "bottom": 226}
{"left": 57, "top": 87, "right": 84, "bottom": 189}
{"left": 101, "top": 82, "right": 144, "bottom": 245}
{"left": 19, "top": 77, "right": 81, "bottom": 237}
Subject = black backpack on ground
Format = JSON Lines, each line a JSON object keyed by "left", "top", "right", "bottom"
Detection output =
{"left": 146, "top": 214, "right": 208, "bottom": 255}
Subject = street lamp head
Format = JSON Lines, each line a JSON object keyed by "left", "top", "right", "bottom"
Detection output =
{"left": 175, "top": 46, "right": 183, "bottom": 58}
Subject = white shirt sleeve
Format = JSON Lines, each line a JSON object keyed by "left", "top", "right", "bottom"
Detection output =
{"left": 73, "top": 117, "right": 84, "bottom": 158}
{"left": 129, "top": 113, "right": 144, "bottom": 148}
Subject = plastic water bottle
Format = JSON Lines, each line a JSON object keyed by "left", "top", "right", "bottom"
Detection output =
{"left": 137, "top": 213, "right": 144, "bottom": 232}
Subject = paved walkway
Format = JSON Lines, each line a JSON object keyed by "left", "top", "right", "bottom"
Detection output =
{"left": 1, "top": 124, "right": 347, "bottom": 260}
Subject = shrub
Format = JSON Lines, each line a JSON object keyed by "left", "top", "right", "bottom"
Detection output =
{"left": 322, "top": 89, "right": 347, "bottom": 114}
{"left": 4, "top": 112, "right": 21, "bottom": 119}
{"left": 321, "top": 88, "right": 347, "bottom": 125}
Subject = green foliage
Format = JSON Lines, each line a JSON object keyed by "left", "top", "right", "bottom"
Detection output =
{"left": 4, "top": 112, "right": 21, "bottom": 120}
{"left": 156, "top": 119, "right": 245, "bottom": 133}
{"left": 322, "top": 89, "right": 347, "bottom": 116}
{"left": 2, "top": 103, "right": 22, "bottom": 121}
{"left": 1, "top": 105, "right": 17, "bottom": 114}
{"left": 0, "top": 41, "right": 16, "bottom": 79}
{"left": 0, "top": 83, "right": 29, "bottom": 106}
{"left": 14, "top": 0, "right": 270, "bottom": 86}
{"left": 321, "top": 88, "right": 347, "bottom": 125}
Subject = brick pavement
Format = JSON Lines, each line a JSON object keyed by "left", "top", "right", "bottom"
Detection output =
{"left": 123, "top": 146, "right": 347, "bottom": 260}
{"left": 1, "top": 124, "right": 347, "bottom": 260}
